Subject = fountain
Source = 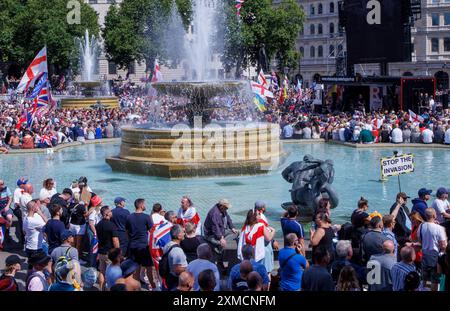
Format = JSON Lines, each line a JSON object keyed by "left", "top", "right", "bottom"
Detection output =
{"left": 61, "top": 29, "right": 119, "bottom": 109}
{"left": 106, "top": 0, "right": 282, "bottom": 178}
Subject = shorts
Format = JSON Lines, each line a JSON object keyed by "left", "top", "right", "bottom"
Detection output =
{"left": 69, "top": 223, "right": 86, "bottom": 236}
{"left": 98, "top": 254, "right": 111, "bottom": 274}
{"left": 0, "top": 207, "right": 14, "bottom": 218}
{"left": 422, "top": 265, "right": 440, "bottom": 284}
{"left": 129, "top": 247, "right": 153, "bottom": 267}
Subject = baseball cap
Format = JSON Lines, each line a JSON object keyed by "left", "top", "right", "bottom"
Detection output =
{"left": 121, "top": 259, "right": 139, "bottom": 278}
{"left": 436, "top": 187, "right": 449, "bottom": 197}
{"left": 60, "top": 230, "right": 74, "bottom": 242}
{"left": 114, "top": 197, "right": 126, "bottom": 204}
{"left": 218, "top": 199, "right": 231, "bottom": 209}
{"left": 17, "top": 178, "right": 28, "bottom": 187}
{"left": 254, "top": 201, "right": 266, "bottom": 210}
{"left": 418, "top": 188, "right": 432, "bottom": 197}
{"left": 397, "top": 192, "right": 410, "bottom": 199}
{"left": 5, "top": 255, "right": 25, "bottom": 266}
{"left": 90, "top": 195, "right": 102, "bottom": 207}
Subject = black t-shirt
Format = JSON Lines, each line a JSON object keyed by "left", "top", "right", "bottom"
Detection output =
{"left": 180, "top": 236, "right": 206, "bottom": 263}
{"left": 232, "top": 277, "right": 249, "bottom": 291}
{"left": 43, "top": 219, "right": 66, "bottom": 253}
{"left": 351, "top": 209, "right": 369, "bottom": 228}
{"left": 50, "top": 194, "right": 70, "bottom": 227}
{"left": 95, "top": 219, "right": 119, "bottom": 255}
{"left": 125, "top": 213, "right": 153, "bottom": 249}
{"left": 69, "top": 203, "right": 86, "bottom": 226}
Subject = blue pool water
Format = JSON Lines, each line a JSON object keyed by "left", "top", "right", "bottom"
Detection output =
{"left": 1, "top": 142, "right": 449, "bottom": 231}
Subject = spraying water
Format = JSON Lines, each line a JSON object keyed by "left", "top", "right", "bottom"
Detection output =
{"left": 184, "top": 0, "right": 219, "bottom": 81}
{"left": 77, "top": 29, "right": 99, "bottom": 82}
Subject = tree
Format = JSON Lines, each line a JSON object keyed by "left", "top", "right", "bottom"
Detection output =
{"left": 217, "top": 0, "right": 304, "bottom": 77}
{"left": 0, "top": 0, "right": 99, "bottom": 77}
{"left": 103, "top": 0, "right": 192, "bottom": 73}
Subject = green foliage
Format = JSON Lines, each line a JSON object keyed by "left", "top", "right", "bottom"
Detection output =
{"left": 218, "top": 0, "right": 304, "bottom": 76}
{"left": 103, "top": 0, "right": 192, "bottom": 72}
{"left": 0, "top": 0, "right": 99, "bottom": 75}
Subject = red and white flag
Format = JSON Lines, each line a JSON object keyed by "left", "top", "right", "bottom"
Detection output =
{"left": 257, "top": 70, "right": 268, "bottom": 88}
{"left": 251, "top": 81, "right": 274, "bottom": 99}
{"left": 408, "top": 109, "right": 424, "bottom": 124}
{"left": 237, "top": 222, "right": 265, "bottom": 262}
{"left": 151, "top": 59, "right": 163, "bottom": 83}
{"left": 177, "top": 207, "right": 201, "bottom": 235}
{"left": 17, "top": 47, "right": 48, "bottom": 93}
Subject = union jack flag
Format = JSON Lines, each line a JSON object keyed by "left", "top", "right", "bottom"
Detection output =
{"left": 91, "top": 235, "right": 99, "bottom": 258}
{"left": 149, "top": 221, "right": 173, "bottom": 273}
{"left": 40, "top": 134, "right": 52, "bottom": 147}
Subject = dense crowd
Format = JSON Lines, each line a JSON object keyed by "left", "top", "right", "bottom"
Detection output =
{"left": 0, "top": 176, "right": 449, "bottom": 291}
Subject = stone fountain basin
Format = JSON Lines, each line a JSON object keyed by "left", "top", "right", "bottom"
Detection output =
{"left": 74, "top": 81, "right": 102, "bottom": 88}
{"left": 152, "top": 81, "right": 247, "bottom": 98}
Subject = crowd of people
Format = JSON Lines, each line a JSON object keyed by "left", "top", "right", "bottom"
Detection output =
{"left": 1, "top": 81, "right": 449, "bottom": 154}
{"left": 0, "top": 175, "right": 449, "bottom": 291}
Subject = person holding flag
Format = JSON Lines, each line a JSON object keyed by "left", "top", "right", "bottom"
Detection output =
{"left": 151, "top": 59, "right": 163, "bottom": 83}
{"left": 254, "top": 201, "right": 277, "bottom": 275}
{"left": 176, "top": 196, "right": 201, "bottom": 236}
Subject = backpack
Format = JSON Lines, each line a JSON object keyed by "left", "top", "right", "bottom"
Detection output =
{"left": 56, "top": 246, "right": 74, "bottom": 266}
{"left": 158, "top": 244, "right": 181, "bottom": 279}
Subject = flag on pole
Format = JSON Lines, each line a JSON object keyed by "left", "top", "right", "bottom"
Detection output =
{"left": 251, "top": 81, "right": 274, "bottom": 98}
{"left": 151, "top": 59, "right": 163, "bottom": 83}
{"left": 253, "top": 93, "right": 267, "bottom": 112}
{"left": 235, "top": 0, "right": 244, "bottom": 16}
{"left": 408, "top": 109, "right": 424, "bottom": 124}
{"left": 17, "top": 47, "right": 48, "bottom": 93}
{"left": 257, "top": 70, "right": 268, "bottom": 88}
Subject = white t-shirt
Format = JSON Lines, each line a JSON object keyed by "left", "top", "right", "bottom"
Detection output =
{"left": 39, "top": 187, "right": 57, "bottom": 201}
{"left": 422, "top": 129, "right": 434, "bottom": 143}
{"left": 19, "top": 193, "right": 33, "bottom": 215}
{"left": 24, "top": 213, "right": 46, "bottom": 250}
{"left": 419, "top": 222, "right": 447, "bottom": 252}
{"left": 13, "top": 187, "right": 23, "bottom": 205}
{"left": 432, "top": 199, "right": 450, "bottom": 224}
{"left": 88, "top": 209, "right": 102, "bottom": 226}
{"left": 338, "top": 128, "right": 346, "bottom": 141}
{"left": 445, "top": 128, "right": 450, "bottom": 144}
{"left": 391, "top": 128, "right": 403, "bottom": 143}
{"left": 152, "top": 213, "right": 165, "bottom": 225}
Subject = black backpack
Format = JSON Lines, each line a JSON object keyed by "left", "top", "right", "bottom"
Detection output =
{"left": 158, "top": 244, "right": 181, "bottom": 279}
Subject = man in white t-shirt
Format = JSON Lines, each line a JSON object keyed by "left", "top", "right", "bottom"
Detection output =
{"left": 418, "top": 208, "right": 448, "bottom": 291}
{"left": 421, "top": 126, "right": 434, "bottom": 144}
{"left": 390, "top": 124, "right": 403, "bottom": 143}
{"left": 431, "top": 187, "right": 450, "bottom": 224}
{"left": 23, "top": 200, "right": 48, "bottom": 258}
{"left": 19, "top": 184, "right": 34, "bottom": 217}
{"left": 445, "top": 121, "right": 450, "bottom": 144}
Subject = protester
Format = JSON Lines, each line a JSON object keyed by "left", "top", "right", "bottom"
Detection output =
{"left": 0, "top": 255, "right": 23, "bottom": 291}
{"left": 360, "top": 216, "right": 388, "bottom": 264}
{"left": 278, "top": 233, "right": 308, "bottom": 291}
{"left": 368, "top": 240, "right": 397, "bottom": 291}
{"left": 336, "top": 266, "right": 361, "bottom": 291}
{"left": 115, "top": 259, "right": 141, "bottom": 291}
{"left": 111, "top": 197, "right": 130, "bottom": 256}
{"left": 187, "top": 243, "right": 220, "bottom": 291}
{"left": 23, "top": 200, "right": 48, "bottom": 260}
{"left": 162, "top": 224, "right": 187, "bottom": 291}
{"left": 198, "top": 269, "right": 217, "bottom": 291}
{"left": 391, "top": 246, "right": 417, "bottom": 291}
{"left": 180, "top": 222, "right": 206, "bottom": 263}
{"left": 125, "top": 198, "right": 155, "bottom": 288}
{"left": 417, "top": 208, "right": 448, "bottom": 291}
{"left": 105, "top": 248, "right": 123, "bottom": 290}
{"left": 26, "top": 251, "right": 51, "bottom": 291}
{"left": 411, "top": 188, "right": 432, "bottom": 220}
{"left": 301, "top": 246, "right": 335, "bottom": 291}
{"left": 43, "top": 204, "right": 65, "bottom": 255}
{"left": 390, "top": 192, "right": 411, "bottom": 247}
{"left": 280, "top": 205, "right": 305, "bottom": 253}
{"left": 174, "top": 271, "right": 194, "bottom": 292}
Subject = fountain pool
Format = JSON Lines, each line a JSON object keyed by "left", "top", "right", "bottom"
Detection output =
{"left": 1, "top": 142, "right": 449, "bottom": 233}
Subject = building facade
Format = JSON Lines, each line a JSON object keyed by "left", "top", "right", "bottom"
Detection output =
{"left": 296, "top": 0, "right": 345, "bottom": 87}
{"left": 295, "top": 0, "right": 450, "bottom": 90}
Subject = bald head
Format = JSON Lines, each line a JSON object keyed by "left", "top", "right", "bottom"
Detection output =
{"left": 177, "top": 271, "right": 194, "bottom": 291}
{"left": 23, "top": 183, "right": 34, "bottom": 194}
{"left": 400, "top": 246, "right": 416, "bottom": 264}
{"left": 383, "top": 240, "right": 395, "bottom": 255}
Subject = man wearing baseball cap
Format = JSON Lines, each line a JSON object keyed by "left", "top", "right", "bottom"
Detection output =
{"left": 111, "top": 197, "right": 130, "bottom": 256}
{"left": 12, "top": 178, "right": 28, "bottom": 246}
{"left": 411, "top": 188, "right": 432, "bottom": 220}
{"left": 0, "top": 255, "right": 24, "bottom": 291}
{"left": 390, "top": 192, "right": 412, "bottom": 247}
